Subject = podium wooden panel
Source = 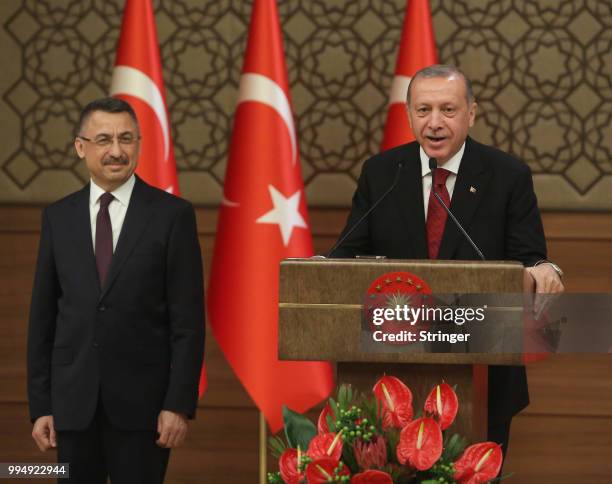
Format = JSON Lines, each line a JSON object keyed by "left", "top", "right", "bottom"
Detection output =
{"left": 278, "top": 258, "right": 525, "bottom": 442}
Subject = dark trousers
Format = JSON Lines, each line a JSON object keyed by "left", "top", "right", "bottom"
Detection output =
{"left": 488, "top": 419, "right": 512, "bottom": 477}
{"left": 56, "top": 400, "right": 170, "bottom": 484}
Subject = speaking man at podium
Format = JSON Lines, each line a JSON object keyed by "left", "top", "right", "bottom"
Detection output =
{"left": 331, "top": 65, "right": 564, "bottom": 453}
{"left": 27, "top": 98, "right": 205, "bottom": 483}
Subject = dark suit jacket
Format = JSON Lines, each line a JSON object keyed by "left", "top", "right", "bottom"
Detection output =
{"left": 27, "top": 176, "right": 205, "bottom": 432}
{"left": 333, "top": 137, "right": 547, "bottom": 424}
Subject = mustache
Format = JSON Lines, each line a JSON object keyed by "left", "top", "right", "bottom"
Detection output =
{"left": 102, "top": 156, "right": 129, "bottom": 165}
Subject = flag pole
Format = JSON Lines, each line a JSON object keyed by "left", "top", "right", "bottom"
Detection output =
{"left": 259, "top": 411, "right": 267, "bottom": 483}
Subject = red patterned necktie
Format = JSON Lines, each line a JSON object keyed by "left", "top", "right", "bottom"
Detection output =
{"left": 426, "top": 168, "right": 451, "bottom": 259}
{"left": 95, "top": 192, "right": 114, "bottom": 285}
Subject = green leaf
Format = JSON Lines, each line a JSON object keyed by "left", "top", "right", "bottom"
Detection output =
{"left": 268, "top": 435, "right": 287, "bottom": 459}
{"left": 361, "top": 395, "right": 381, "bottom": 430}
{"left": 329, "top": 397, "right": 339, "bottom": 419}
{"left": 338, "top": 384, "right": 350, "bottom": 407}
{"left": 347, "top": 384, "right": 354, "bottom": 403}
{"left": 441, "top": 432, "right": 466, "bottom": 461}
{"left": 386, "top": 428, "right": 400, "bottom": 464}
{"left": 341, "top": 443, "right": 359, "bottom": 474}
{"left": 266, "top": 471, "right": 283, "bottom": 483}
{"left": 283, "top": 405, "right": 317, "bottom": 450}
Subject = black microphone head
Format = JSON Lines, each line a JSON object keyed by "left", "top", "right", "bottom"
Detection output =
{"left": 429, "top": 157, "right": 438, "bottom": 171}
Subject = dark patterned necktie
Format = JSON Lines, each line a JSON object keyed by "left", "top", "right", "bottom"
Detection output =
{"left": 95, "top": 192, "right": 114, "bottom": 286}
{"left": 426, "top": 168, "right": 451, "bottom": 259}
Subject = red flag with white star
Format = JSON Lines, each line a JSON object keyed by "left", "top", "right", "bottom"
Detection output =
{"left": 110, "top": 0, "right": 208, "bottom": 393}
{"left": 207, "top": 0, "right": 333, "bottom": 431}
{"left": 381, "top": 0, "right": 438, "bottom": 150}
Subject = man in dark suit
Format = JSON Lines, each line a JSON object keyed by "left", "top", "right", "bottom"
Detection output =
{"left": 27, "top": 97, "right": 205, "bottom": 483}
{"left": 332, "top": 65, "right": 564, "bottom": 453}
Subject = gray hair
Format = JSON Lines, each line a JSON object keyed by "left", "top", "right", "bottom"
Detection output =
{"left": 407, "top": 64, "right": 475, "bottom": 105}
{"left": 77, "top": 97, "right": 139, "bottom": 136}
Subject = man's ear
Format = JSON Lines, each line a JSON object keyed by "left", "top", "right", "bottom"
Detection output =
{"left": 468, "top": 102, "right": 477, "bottom": 128}
{"left": 132, "top": 138, "right": 141, "bottom": 164}
{"left": 406, "top": 103, "right": 414, "bottom": 130}
{"left": 74, "top": 138, "right": 85, "bottom": 159}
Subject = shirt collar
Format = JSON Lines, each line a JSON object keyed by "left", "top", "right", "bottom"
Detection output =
{"left": 89, "top": 174, "right": 136, "bottom": 208}
{"left": 420, "top": 142, "right": 466, "bottom": 178}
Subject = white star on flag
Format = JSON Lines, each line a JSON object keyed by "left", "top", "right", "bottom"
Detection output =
{"left": 256, "top": 185, "right": 307, "bottom": 246}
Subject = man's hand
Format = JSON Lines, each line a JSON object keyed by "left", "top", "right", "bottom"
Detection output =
{"left": 526, "top": 263, "right": 564, "bottom": 294}
{"left": 156, "top": 410, "right": 188, "bottom": 448}
{"left": 526, "top": 263, "right": 565, "bottom": 318}
{"left": 32, "top": 415, "right": 56, "bottom": 451}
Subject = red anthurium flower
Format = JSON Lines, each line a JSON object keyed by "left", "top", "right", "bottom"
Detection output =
{"left": 351, "top": 469, "right": 393, "bottom": 483}
{"left": 318, "top": 402, "right": 335, "bottom": 434}
{"left": 373, "top": 375, "right": 413, "bottom": 429}
{"left": 306, "top": 458, "right": 350, "bottom": 483}
{"left": 279, "top": 448, "right": 303, "bottom": 484}
{"left": 454, "top": 442, "right": 503, "bottom": 483}
{"left": 396, "top": 417, "right": 443, "bottom": 471}
{"left": 307, "top": 432, "right": 343, "bottom": 462}
{"left": 353, "top": 435, "right": 387, "bottom": 470}
{"left": 423, "top": 382, "right": 459, "bottom": 430}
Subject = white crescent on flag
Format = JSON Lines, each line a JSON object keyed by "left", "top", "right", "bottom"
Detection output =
{"left": 110, "top": 65, "right": 170, "bottom": 162}
{"left": 389, "top": 75, "right": 412, "bottom": 105}
{"left": 237, "top": 73, "right": 297, "bottom": 166}
{"left": 221, "top": 72, "right": 298, "bottom": 208}
{"left": 221, "top": 196, "right": 240, "bottom": 207}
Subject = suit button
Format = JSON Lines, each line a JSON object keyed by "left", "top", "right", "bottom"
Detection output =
{"left": 98, "top": 305, "right": 106, "bottom": 312}
{"left": 93, "top": 342, "right": 99, "bottom": 348}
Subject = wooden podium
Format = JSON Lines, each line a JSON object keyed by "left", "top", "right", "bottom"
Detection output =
{"left": 278, "top": 258, "right": 528, "bottom": 442}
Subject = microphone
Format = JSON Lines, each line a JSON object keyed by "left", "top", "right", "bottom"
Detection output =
{"left": 429, "top": 157, "right": 485, "bottom": 261}
{"left": 327, "top": 162, "right": 404, "bottom": 258}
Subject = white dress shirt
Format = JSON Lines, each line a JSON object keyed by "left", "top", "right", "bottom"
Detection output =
{"left": 89, "top": 175, "right": 135, "bottom": 253}
{"left": 420, "top": 142, "right": 466, "bottom": 220}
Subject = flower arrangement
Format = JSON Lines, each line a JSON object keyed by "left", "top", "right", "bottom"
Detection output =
{"left": 267, "top": 375, "right": 505, "bottom": 483}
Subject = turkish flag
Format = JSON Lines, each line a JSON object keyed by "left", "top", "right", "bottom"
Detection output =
{"left": 207, "top": 0, "right": 334, "bottom": 431}
{"left": 380, "top": 0, "right": 438, "bottom": 150}
{"left": 110, "top": 0, "right": 208, "bottom": 392}
{"left": 110, "top": 0, "right": 179, "bottom": 195}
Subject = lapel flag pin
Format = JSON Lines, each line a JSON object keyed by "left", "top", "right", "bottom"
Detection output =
{"left": 470, "top": 186, "right": 477, "bottom": 193}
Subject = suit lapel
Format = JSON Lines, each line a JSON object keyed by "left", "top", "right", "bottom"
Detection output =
{"left": 99, "top": 177, "right": 156, "bottom": 301}
{"left": 438, "top": 138, "right": 490, "bottom": 260}
{"left": 394, "top": 143, "right": 428, "bottom": 258}
{"left": 70, "top": 184, "right": 101, "bottom": 291}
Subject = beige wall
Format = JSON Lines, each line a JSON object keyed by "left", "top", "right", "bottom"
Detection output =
{"left": 1, "top": 0, "right": 611, "bottom": 208}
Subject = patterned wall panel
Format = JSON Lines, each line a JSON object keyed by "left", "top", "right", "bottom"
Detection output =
{"left": 1, "top": 0, "right": 610, "bottom": 208}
